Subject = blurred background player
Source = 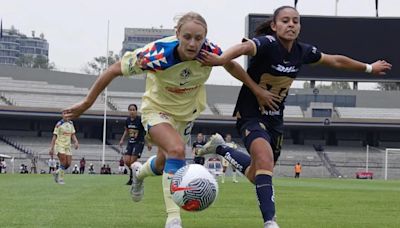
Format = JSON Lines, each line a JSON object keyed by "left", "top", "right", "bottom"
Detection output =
{"left": 49, "top": 112, "right": 79, "bottom": 184}
{"left": 48, "top": 156, "right": 56, "bottom": 174}
{"left": 63, "top": 11, "right": 273, "bottom": 228}
{"left": 192, "top": 133, "right": 206, "bottom": 165}
{"left": 222, "top": 133, "right": 238, "bottom": 183}
{"left": 79, "top": 157, "right": 86, "bottom": 174}
{"left": 119, "top": 104, "right": 151, "bottom": 185}
{"left": 294, "top": 162, "right": 302, "bottom": 178}
{"left": 118, "top": 156, "right": 126, "bottom": 174}
{"left": 198, "top": 5, "right": 392, "bottom": 228}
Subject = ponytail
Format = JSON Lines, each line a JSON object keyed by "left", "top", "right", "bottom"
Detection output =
{"left": 254, "top": 20, "right": 274, "bottom": 36}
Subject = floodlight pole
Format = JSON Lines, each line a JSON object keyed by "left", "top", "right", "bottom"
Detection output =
{"left": 384, "top": 148, "right": 388, "bottom": 180}
{"left": 101, "top": 20, "right": 110, "bottom": 165}
{"left": 366, "top": 144, "right": 369, "bottom": 172}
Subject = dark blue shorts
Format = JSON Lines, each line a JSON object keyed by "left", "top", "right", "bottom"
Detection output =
{"left": 125, "top": 142, "right": 145, "bottom": 157}
{"left": 236, "top": 116, "right": 283, "bottom": 163}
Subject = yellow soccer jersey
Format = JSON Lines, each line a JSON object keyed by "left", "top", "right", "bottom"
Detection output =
{"left": 53, "top": 120, "right": 76, "bottom": 148}
{"left": 121, "top": 36, "right": 222, "bottom": 122}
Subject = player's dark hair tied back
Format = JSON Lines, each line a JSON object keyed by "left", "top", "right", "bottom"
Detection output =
{"left": 254, "top": 5, "right": 297, "bottom": 36}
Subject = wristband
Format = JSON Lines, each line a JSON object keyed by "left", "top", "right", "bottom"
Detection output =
{"left": 365, "top": 64, "right": 373, "bottom": 73}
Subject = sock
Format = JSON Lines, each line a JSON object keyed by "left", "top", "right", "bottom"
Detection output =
{"left": 255, "top": 172, "right": 275, "bottom": 222}
{"left": 163, "top": 158, "right": 186, "bottom": 223}
{"left": 233, "top": 171, "right": 237, "bottom": 182}
{"left": 216, "top": 146, "right": 251, "bottom": 174}
{"left": 137, "top": 156, "right": 162, "bottom": 180}
{"left": 59, "top": 165, "right": 65, "bottom": 180}
{"left": 128, "top": 167, "right": 133, "bottom": 180}
{"left": 221, "top": 172, "right": 225, "bottom": 183}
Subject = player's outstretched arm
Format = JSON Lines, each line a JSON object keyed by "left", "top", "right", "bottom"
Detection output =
{"left": 198, "top": 41, "right": 255, "bottom": 66}
{"left": 319, "top": 53, "right": 392, "bottom": 75}
{"left": 63, "top": 62, "right": 122, "bottom": 119}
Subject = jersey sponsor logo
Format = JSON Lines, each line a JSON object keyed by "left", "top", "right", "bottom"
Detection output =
{"left": 165, "top": 85, "right": 200, "bottom": 94}
{"left": 271, "top": 64, "right": 299, "bottom": 73}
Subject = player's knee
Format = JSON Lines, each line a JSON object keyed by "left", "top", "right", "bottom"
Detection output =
{"left": 165, "top": 144, "right": 186, "bottom": 159}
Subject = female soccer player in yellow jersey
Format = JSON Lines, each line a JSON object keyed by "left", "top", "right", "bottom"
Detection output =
{"left": 63, "top": 12, "right": 278, "bottom": 228}
{"left": 49, "top": 112, "right": 79, "bottom": 184}
{"left": 197, "top": 6, "right": 392, "bottom": 228}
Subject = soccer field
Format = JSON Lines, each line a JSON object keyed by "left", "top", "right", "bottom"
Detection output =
{"left": 1, "top": 174, "right": 399, "bottom": 228}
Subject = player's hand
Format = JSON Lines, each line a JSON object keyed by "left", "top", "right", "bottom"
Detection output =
{"left": 74, "top": 142, "right": 79, "bottom": 150}
{"left": 119, "top": 140, "right": 124, "bottom": 147}
{"left": 371, "top": 60, "right": 392, "bottom": 75}
{"left": 63, "top": 100, "right": 91, "bottom": 120}
{"left": 147, "top": 144, "right": 152, "bottom": 151}
{"left": 49, "top": 148, "right": 54, "bottom": 156}
{"left": 255, "top": 87, "right": 281, "bottom": 112}
{"left": 197, "top": 50, "right": 225, "bottom": 66}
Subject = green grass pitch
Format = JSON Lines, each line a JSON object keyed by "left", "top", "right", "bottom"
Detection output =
{"left": 1, "top": 174, "right": 399, "bottom": 227}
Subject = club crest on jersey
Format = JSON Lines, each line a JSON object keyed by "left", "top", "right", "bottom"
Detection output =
{"left": 180, "top": 68, "right": 192, "bottom": 80}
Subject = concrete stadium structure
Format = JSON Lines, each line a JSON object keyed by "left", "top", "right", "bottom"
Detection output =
{"left": 1, "top": 65, "right": 400, "bottom": 179}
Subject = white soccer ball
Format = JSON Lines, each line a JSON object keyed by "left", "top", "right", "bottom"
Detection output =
{"left": 170, "top": 164, "right": 218, "bottom": 212}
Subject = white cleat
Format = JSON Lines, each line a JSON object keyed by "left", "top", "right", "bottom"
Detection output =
{"left": 165, "top": 218, "right": 182, "bottom": 228}
{"left": 197, "top": 133, "right": 225, "bottom": 156}
{"left": 264, "top": 220, "right": 279, "bottom": 228}
{"left": 130, "top": 162, "right": 144, "bottom": 202}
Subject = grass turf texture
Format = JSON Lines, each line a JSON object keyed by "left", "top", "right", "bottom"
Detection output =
{"left": 1, "top": 174, "right": 399, "bottom": 228}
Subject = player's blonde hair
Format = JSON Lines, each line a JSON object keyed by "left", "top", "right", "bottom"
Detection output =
{"left": 174, "top": 12, "right": 207, "bottom": 34}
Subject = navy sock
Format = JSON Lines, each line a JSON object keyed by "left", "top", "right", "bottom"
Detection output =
{"left": 216, "top": 145, "right": 251, "bottom": 174}
{"left": 255, "top": 174, "right": 275, "bottom": 222}
{"left": 129, "top": 167, "right": 133, "bottom": 179}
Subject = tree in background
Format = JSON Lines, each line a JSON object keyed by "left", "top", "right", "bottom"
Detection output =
{"left": 82, "top": 51, "right": 120, "bottom": 75}
{"left": 15, "top": 54, "right": 55, "bottom": 69}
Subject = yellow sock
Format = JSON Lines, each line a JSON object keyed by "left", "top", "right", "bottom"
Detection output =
{"left": 162, "top": 172, "right": 180, "bottom": 223}
{"left": 137, "top": 156, "right": 157, "bottom": 180}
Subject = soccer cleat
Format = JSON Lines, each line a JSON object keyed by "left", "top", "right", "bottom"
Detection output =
{"left": 165, "top": 218, "right": 182, "bottom": 228}
{"left": 126, "top": 179, "right": 133, "bottom": 185}
{"left": 264, "top": 220, "right": 279, "bottom": 228}
{"left": 196, "top": 133, "right": 225, "bottom": 156}
{"left": 233, "top": 179, "right": 239, "bottom": 183}
{"left": 58, "top": 179, "right": 65, "bottom": 185}
{"left": 130, "top": 162, "right": 144, "bottom": 202}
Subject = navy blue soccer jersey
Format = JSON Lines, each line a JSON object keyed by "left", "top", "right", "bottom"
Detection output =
{"left": 234, "top": 35, "right": 322, "bottom": 118}
{"left": 125, "top": 116, "right": 145, "bottom": 144}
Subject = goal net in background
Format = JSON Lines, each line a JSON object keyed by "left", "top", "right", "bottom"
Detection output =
{"left": 366, "top": 146, "right": 400, "bottom": 180}
{"left": 384, "top": 148, "right": 400, "bottom": 180}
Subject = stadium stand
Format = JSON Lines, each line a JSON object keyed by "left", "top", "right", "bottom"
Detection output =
{"left": 2, "top": 65, "right": 400, "bottom": 178}
{"left": 336, "top": 107, "right": 400, "bottom": 119}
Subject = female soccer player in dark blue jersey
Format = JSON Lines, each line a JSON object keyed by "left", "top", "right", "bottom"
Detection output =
{"left": 198, "top": 6, "right": 392, "bottom": 228}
